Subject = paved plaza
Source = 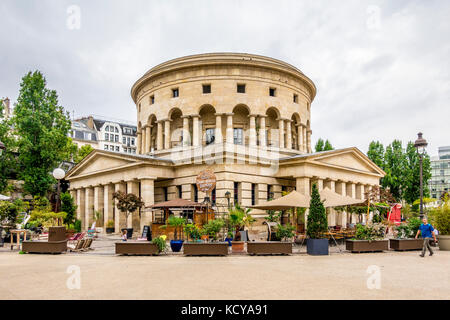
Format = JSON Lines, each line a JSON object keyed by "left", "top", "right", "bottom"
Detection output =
{"left": 0, "top": 237, "right": 449, "bottom": 300}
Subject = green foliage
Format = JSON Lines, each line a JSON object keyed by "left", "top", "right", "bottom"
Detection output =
{"left": 354, "top": 223, "right": 385, "bottom": 241}
{"left": 0, "top": 199, "right": 28, "bottom": 226}
{"left": 28, "top": 210, "right": 67, "bottom": 228}
{"left": 265, "top": 210, "right": 281, "bottom": 223}
{"left": 73, "top": 219, "right": 82, "bottom": 233}
{"left": 60, "top": 192, "right": 77, "bottom": 224}
{"left": 106, "top": 220, "right": 114, "bottom": 228}
{"left": 315, "top": 138, "right": 334, "bottom": 152}
{"left": 184, "top": 223, "right": 202, "bottom": 241}
{"left": 306, "top": 183, "right": 328, "bottom": 239}
{"left": 12, "top": 71, "right": 73, "bottom": 196}
{"left": 160, "top": 215, "right": 186, "bottom": 240}
{"left": 228, "top": 203, "right": 255, "bottom": 241}
{"left": 367, "top": 140, "right": 431, "bottom": 204}
{"left": 74, "top": 144, "right": 94, "bottom": 163}
{"left": 275, "top": 223, "right": 295, "bottom": 241}
{"left": 203, "top": 219, "right": 225, "bottom": 240}
{"left": 152, "top": 235, "right": 167, "bottom": 253}
{"left": 429, "top": 198, "right": 450, "bottom": 235}
{"left": 395, "top": 217, "right": 421, "bottom": 239}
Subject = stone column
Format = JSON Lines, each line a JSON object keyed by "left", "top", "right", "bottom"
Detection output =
{"left": 157, "top": 121, "right": 163, "bottom": 150}
{"left": 226, "top": 113, "right": 234, "bottom": 145}
{"left": 296, "top": 177, "right": 311, "bottom": 229}
{"left": 93, "top": 186, "right": 104, "bottom": 228}
{"left": 141, "top": 128, "right": 146, "bottom": 154}
{"left": 76, "top": 189, "right": 85, "bottom": 228}
{"left": 140, "top": 178, "right": 155, "bottom": 230}
{"left": 164, "top": 119, "right": 171, "bottom": 150}
{"left": 307, "top": 129, "right": 312, "bottom": 153}
{"left": 258, "top": 183, "right": 268, "bottom": 203}
{"left": 137, "top": 132, "right": 142, "bottom": 154}
{"left": 259, "top": 116, "right": 266, "bottom": 147}
{"left": 278, "top": 119, "right": 285, "bottom": 149}
{"left": 335, "top": 181, "right": 347, "bottom": 227}
{"left": 85, "top": 187, "right": 94, "bottom": 231}
{"left": 286, "top": 120, "right": 292, "bottom": 150}
{"left": 249, "top": 115, "right": 257, "bottom": 147}
{"left": 146, "top": 125, "right": 152, "bottom": 152}
{"left": 346, "top": 182, "right": 357, "bottom": 224}
{"left": 192, "top": 115, "right": 200, "bottom": 147}
{"left": 215, "top": 113, "right": 223, "bottom": 144}
{"left": 316, "top": 179, "right": 324, "bottom": 191}
{"left": 127, "top": 180, "right": 141, "bottom": 233}
{"left": 182, "top": 116, "right": 190, "bottom": 146}
{"left": 297, "top": 124, "right": 303, "bottom": 151}
{"left": 103, "top": 184, "right": 114, "bottom": 232}
{"left": 302, "top": 126, "right": 307, "bottom": 152}
{"left": 114, "top": 182, "right": 126, "bottom": 232}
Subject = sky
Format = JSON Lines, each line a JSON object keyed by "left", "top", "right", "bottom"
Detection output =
{"left": 1, "top": 0, "right": 449, "bottom": 156}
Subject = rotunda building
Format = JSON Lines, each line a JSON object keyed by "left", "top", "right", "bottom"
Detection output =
{"left": 67, "top": 53, "right": 385, "bottom": 237}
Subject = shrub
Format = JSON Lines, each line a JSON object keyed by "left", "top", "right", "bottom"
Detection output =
{"left": 184, "top": 223, "right": 202, "bottom": 241}
{"left": 306, "top": 184, "right": 328, "bottom": 239}
{"left": 152, "top": 235, "right": 167, "bottom": 253}
{"left": 275, "top": 223, "right": 295, "bottom": 241}
{"left": 429, "top": 198, "right": 450, "bottom": 235}
{"left": 203, "top": 219, "right": 225, "bottom": 240}
{"left": 0, "top": 199, "right": 28, "bottom": 227}
{"left": 106, "top": 220, "right": 114, "bottom": 228}
{"left": 60, "top": 192, "right": 77, "bottom": 224}
{"left": 74, "top": 219, "right": 82, "bottom": 233}
{"left": 395, "top": 217, "right": 421, "bottom": 239}
{"left": 354, "top": 223, "right": 385, "bottom": 241}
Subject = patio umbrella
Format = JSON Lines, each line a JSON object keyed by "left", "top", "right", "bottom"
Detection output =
{"left": 250, "top": 190, "right": 310, "bottom": 210}
{"left": 0, "top": 194, "right": 11, "bottom": 201}
{"left": 319, "top": 188, "right": 366, "bottom": 208}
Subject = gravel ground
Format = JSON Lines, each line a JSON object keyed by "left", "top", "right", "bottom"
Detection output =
{"left": 0, "top": 236, "right": 449, "bottom": 300}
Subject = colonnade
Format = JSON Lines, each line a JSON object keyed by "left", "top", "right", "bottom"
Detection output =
{"left": 137, "top": 113, "right": 312, "bottom": 154}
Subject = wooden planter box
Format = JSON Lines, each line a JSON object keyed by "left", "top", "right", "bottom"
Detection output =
{"left": 345, "top": 239, "right": 388, "bottom": 253}
{"left": 389, "top": 238, "right": 423, "bottom": 251}
{"left": 115, "top": 241, "right": 159, "bottom": 255}
{"left": 183, "top": 242, "right": 228, "bottom": 256}
{"left": 247, "top": 242, "right": 292, "bottom": 255}
{"left": 22, "top": 241, "right": 67, "bottom": 254}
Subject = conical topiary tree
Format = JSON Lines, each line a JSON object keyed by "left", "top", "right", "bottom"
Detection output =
{"left": 306, "top": 183, "right": 328, "bottom": 239}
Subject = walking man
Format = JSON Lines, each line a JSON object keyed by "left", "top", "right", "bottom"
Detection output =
{"left": 415, "top": 217, "right": 437, "bottom": 257}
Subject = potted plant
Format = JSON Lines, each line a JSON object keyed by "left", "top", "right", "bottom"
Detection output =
{"left": 160, "top": 216, "right": 186, "bottom": 252}
{"left": 247, "top": 223, "right": 294, "bottom": 255}
{"left": 306, "top": 183, "right": 329, "bottom": 255}
{"left": 390, "top": 217, "right": 422, "bottom": 250}
{"left": 115, "top": 235, "right": 166, "bottom": 255}
{"left": 346, "top": 223, "right": 388, "bottom": 253}
{"left": 429, "top": 197, "right": 450, "bottom": 251}
{"left": 152, "top": 235, "right": 167, "bottom": 254}
{"left": 105, "top": 220, "right": 115, "bottom": 234}
{"left": 112, "top": 191, "right": 144, "bottom": 239}
{"left": 183, "top": 219, "right": 228, "bottom": 256}
{"left": 184, "top": 223, "right": 202, "bottom": 242}
{"left": 225, "top": 231, "right": 233, "bottom": 246}
{"left": 228, "top": 203, "right": 255, "bottom": 253}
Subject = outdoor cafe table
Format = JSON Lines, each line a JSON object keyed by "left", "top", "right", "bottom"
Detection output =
{"left": 10, "top": 229, "right": 28, "bottom": 250}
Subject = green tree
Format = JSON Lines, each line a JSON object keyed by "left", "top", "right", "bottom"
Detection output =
{"left": 60, "top": 192, "right": 77, "bottom": 224}
{"left": 367, "top": 141, "right": 385, "bottom": 169}
{"left": 323, "top": 139, "right": 333, "bottom": 151}
{"left": 12, "top": 71, "right": 73, "bottom": 196}
{"left": 306, "top": 183, "right": 328, "bottom": 239}
{"left": 383, "top": 140, "right": 406, "bottom": 200}
{"left": 0, "top": 99, "right": 17, "bottom": 192}
{"left": 74, "top": 144, "right": 94, "bottom": 163}
{"left": 404, "top": 142, "right": 431, "bottom": 204}
{"left": 314, "top": 138, "right": 324, "bottom": 152}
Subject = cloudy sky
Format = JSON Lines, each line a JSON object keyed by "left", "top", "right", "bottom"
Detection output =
{"left": 1, "top": 0, "right": 449, "bottom": 156}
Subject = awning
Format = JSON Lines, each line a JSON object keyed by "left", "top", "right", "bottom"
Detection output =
{"left": 250, "top": 188, "right": 365, "bottom": 210}
{"left": 0, "top": 194, "right": 11, "bottom": 201}
{"left": 146, "top": 198, "right": 207, "bottom": 209}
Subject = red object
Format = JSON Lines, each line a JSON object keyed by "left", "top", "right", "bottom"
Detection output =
{"left": 388, "top": 204, "right": 402, "bottom": 225}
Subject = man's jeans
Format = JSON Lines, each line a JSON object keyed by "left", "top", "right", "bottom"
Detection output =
{"left": 421, "top": 237, "right": 434, "bottom": 256}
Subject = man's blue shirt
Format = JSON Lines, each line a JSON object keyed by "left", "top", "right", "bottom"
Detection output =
{"left": 419, "top": 224, "right": 434, "bottom": 238}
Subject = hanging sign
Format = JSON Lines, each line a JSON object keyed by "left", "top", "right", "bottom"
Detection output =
{"left": 196, "top": 170, "right": 216, "bottom": 194}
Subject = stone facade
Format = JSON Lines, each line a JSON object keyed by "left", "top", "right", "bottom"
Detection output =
{"left": 66, "top": 53, "right": 385, "bottom": 234}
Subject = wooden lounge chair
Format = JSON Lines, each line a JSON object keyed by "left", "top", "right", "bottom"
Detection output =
{"left": 80, "top": 238, "right": 93, "bottom": 251}
{"left": 69, "top": 239, "right": 86, "bottom": 252}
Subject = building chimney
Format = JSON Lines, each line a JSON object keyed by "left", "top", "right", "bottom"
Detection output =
{"left": 87, "top": 115, "right": 94, "bottom": 129}
{"left": 2, "top": 97, "right": 10, "bottom": 118}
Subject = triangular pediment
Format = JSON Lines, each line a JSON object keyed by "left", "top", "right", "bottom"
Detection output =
{"left": 66, "top": 150, "right": 140, "bottom": 178}
{"left": 311, "top": 148, "right": 385, "bottom": 175}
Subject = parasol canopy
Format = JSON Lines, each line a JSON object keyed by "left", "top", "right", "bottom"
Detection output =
{"left": 250, "top": 188, "right": 365, "bottom": 210}
{"left": 0, "top": 194, "right": 11, "bottom": 201}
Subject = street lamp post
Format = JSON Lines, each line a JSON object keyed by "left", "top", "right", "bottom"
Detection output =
{"left": 52, "top": 168, "right": 66, "bottom": 213}
{"left": 225, "top": 191, "right": 231, "bottom": 210}
{"left": 414, "top": 132, "right": 428, "bottom": 219}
